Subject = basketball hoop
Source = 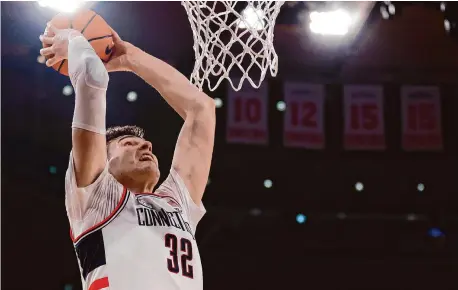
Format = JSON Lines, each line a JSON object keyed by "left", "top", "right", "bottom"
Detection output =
{"left": 182, "top": 1, "right": 285, "bottom": 91}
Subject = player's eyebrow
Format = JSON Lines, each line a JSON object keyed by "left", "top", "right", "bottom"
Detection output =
{"left": 117, "top": 135, "right": 137, "bottom": 143}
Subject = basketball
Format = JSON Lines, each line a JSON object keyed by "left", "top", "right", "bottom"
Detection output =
{"left": 43, "top": 9, "right": 114, "bottom": 76}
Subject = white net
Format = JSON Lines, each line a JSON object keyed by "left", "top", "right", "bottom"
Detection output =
{"left": 182, "top": 1, "right": 285, "bottom": 91}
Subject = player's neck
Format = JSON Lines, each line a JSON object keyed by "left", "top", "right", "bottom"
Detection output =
{"left": 121, "top": 178, "right": 157, "bottom": 194}
{"left": 113, "top": 171, "right": 158, "bottom": 193}
{"left": 128, "top": 182, "right": 156, "bottom": 194}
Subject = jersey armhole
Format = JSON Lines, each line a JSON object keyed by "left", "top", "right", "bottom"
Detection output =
{"left": 67, "top": 150, "right": 109, "bottom": 194}
{"left": 70, "top": 186, "right": 129, "bottom": 244}
{"left": 168, "top": 168, "right": 206, "bottom": 227}
{"left": 66, "top": 151, "right": 128, "bottom": 244}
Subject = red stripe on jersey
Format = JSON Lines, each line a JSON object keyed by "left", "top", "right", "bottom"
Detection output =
{"left": 70, "top": 186, "right": 128, "bottom": 243}
{"left": 88, "top": 277, "right": 109, "bottom": 290}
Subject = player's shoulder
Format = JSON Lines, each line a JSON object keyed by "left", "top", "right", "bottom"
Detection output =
{"left": 65, "top": 150, "right": 122, "bottom": 194}
{"left": 157, "top": 168, "right": 187, "bottom": 193}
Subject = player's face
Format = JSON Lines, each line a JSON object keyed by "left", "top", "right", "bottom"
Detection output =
{"left": 108, "top": 136, "right": 160, "bottom": 187}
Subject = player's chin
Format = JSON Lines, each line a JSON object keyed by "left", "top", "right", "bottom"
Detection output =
{"left": 137, "top": 161, "right": 159, "bottom": 176}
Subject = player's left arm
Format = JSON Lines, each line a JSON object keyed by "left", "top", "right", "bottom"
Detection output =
{"left": 132, "top": 52, "right": 215, "bottom": 205}
{"left": 169, "top": 98, "right": 215, "bottom": 206}
{"left": 104, "top": 30, "right": 215, "bottom": 205}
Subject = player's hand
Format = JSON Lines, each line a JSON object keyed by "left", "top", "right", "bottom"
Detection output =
{"left": 104, "top": 27, "right": 140, "bottom": 72}
{"left": 39, "top": 24, "right": 82, "bottom": 67}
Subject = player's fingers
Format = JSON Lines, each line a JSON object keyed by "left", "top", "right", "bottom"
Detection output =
{"left": 46, "top": 23, "right": 58, "bottom": 34}
{"left": 40, "top": 46, "right": 54, "bottom": 56}
{"left": 45, "top": 56, "right": 61, "bottom": 67}
{"left": 44, "top": 27, "right": 55, "bottom": 37}
{"left": 108, "top": 25, "right": 122, "bottom": 43}
{"left": 39, "top": 34, "right": 54, "bottom": 45}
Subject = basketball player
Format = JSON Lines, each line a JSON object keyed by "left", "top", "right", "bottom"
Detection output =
{"left": 39, "top": 24, "right": 215, "bottom": 290}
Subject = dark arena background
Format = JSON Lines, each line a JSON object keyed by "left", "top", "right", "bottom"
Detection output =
{"left": 2, "top": 1, "right": 458, "bottom": 290}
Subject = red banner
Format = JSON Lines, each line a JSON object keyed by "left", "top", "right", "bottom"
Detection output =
{"left": 283, "top": 83, "right": 325, "bottom": 149}
{"left": 343, "top": 85, "right": 385, "bottom": 150}
{"left": 226, "top": 81, "right": 268, "bottom": 145}
{"left": 401, "top": 86, "right": 442, "bottom": 151}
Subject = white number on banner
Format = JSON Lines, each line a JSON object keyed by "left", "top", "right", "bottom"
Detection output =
{"left": 283, "top": 83, "right": 324, "bottom": 149}
{"left": 401, "top": 86, "right": 442, "bottom": 151}
{"left": 226, "top": 82, "right": 268, "bottom": 145}
{"left": 344, "top": 85, "right": 385, "bottom": 150}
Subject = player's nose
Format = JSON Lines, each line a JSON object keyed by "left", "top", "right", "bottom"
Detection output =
{"left": 140, "top": 140, "right": 152, "bottom": 152}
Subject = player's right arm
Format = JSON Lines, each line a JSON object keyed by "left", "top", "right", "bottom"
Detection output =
{"left": 40, "top": 25, "right": 125, "bottom": 242}
{"left": 40, "top": 24, "right": 109, "bottom": 187}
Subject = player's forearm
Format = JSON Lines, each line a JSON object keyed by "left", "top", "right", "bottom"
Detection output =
{"left": 69, "top": 36, "right": 109, "bottom": 187}
{"left": 128, "top": 50, "right": 213, "bottom": 119}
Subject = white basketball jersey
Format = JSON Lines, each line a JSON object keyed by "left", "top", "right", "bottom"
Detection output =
{"left": 65, "top": 152, "right": 206, "bottom": 290}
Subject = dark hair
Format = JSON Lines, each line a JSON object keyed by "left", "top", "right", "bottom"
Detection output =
{"left": 106, "top": 125, "right": 145, "bottom": 144}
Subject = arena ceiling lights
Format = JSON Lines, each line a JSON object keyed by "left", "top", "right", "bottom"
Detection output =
{"left": 37, "top": 0, "right": 87, "bottom": 13}
{"left": 309, "top": 9, "right": 354, "bottom": 36}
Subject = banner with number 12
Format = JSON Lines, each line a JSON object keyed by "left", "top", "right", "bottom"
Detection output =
{"left": 226, "top": 81, "right": 269, "bottom": 145}
{"left": 283, "top": 83, "right": 325, "bottom": 149}
{"left": 343, "top": 85, "right": 385, "bottom": 150}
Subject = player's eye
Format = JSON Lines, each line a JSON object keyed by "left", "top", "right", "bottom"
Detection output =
{"left": 124, "top": 141, "right": 133, "bottom": 146}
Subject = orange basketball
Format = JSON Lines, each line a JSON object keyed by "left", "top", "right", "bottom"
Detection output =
{"left": 43, "top": 9, "right": 114, "bottom": 76}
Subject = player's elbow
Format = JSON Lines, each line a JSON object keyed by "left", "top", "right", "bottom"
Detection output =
{"left": 190, "top": 96, "right": 215, "bottom": 120}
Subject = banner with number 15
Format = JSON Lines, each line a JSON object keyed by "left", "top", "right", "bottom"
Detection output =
{"left": 401, "top": 86, "right": 442, "bottom": 151}
{"left": 343, "top": 85, "right": 385, "bottom": 150}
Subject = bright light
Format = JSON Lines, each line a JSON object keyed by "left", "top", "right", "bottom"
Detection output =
{"left": 237, "top": 6, "right": 265, "bottom": 30}
{"left": 250, "top": 208, "right": 262, "bottom": 216}
{"left": 440, "top": 2, "right": 446, "bottom": 12}
{"left": 406, "top": 213, "right": 417, "bottom": 221}
{"left": 296, "top": 214, "right": 307, "bottom": 224}
{"left": 388, "top": 4, "right": 395, "bottom": 15}
{"left": 428, "top": 227, "right": 444, "bottom": 238}
{"left": 276, "top": 101, "right": 286, "bottom": 111}
{"left": 214, "top": 98, "right": 223, "bottom": 108}
{"left": 355, "top": 182, "right": 364, "bottom": 192}
{"left": 127, "top": 91, "right": 137, "bottom": 102}
{"left": 263, "top": 179, "right": 272, "bottom": 188}
{"left": 444, "top": 19, "right": 451, "bottom": 32}
{"left": 337, "top": 212, "right": 347, "bottom": 220}
{"left": 49, "top": 166, "right": 57, "bottom": 174}
{"left": 63, "top": 85, "right": 73, "bottom": 96}
{"left": 37, "top": 0, "right": 85, "bottom": 13}
{"left": 380, "top": 5, "right": 390, "bottom": 20}
{"left": 417, "top": 183, "right": 425, "bottom": 192}
{"left": 309, "top": 9, "right": 352, "bottom": 36}
{"left": 37, "top": 55, "right": 46, "bottom": 64}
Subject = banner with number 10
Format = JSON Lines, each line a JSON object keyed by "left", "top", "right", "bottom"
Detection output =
{"left": 226, "top": 81, "right": 269, "bottom": 145}
{"left": 343, "top": 85, "right": 385, "bottom": 150}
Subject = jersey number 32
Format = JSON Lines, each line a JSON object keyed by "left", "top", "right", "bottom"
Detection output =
{"left": 165, "top": 233, "right": 193, "bottom": 279}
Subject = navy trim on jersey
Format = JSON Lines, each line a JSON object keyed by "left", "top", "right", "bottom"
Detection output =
{"left": 75, "top": 228, "right": 106, "bottom": 280}
{"left": 135, "top": 192, "right": 181, "bottom": 209}
{"left": 73, "top": 189, "right": 130, "bottom": 246}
